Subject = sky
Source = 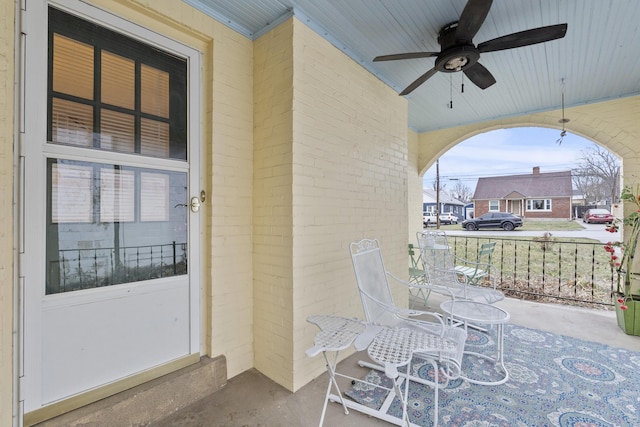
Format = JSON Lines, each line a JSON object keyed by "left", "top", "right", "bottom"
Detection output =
{"left": 422, "top": 127, "right": 601, "bottom": 194}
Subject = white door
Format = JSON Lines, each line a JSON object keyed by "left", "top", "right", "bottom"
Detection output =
{"left": 20, "top": 1, "right": 202, "bottom": 414}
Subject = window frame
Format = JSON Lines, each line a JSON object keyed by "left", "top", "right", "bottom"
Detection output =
{"left": 526, "top": 198, "right": 552, "bottom": 211}
{"left": 488, "top": 200, "right": 500, "bottom": 211}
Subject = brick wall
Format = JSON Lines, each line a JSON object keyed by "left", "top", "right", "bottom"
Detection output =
{"left": 253, "top": 18, "right": 408, "bottom": 391}
{"left": 0, "top": 1, "right": 15, "bottom": 425}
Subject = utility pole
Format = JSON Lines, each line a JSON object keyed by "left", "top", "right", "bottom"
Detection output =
{"left": 436, "top": 159, "right": 441, "bottom": 229}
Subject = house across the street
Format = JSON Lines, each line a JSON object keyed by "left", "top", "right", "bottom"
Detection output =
{"left": 422, "top": 188, "right": 466, "bottom": 219}
{"left": 473, "top": 167, "right": 572, "bottom": 220}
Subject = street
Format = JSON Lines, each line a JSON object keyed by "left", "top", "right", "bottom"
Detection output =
{"left": 440, "top": 219, "right": 620, "bottom": 244}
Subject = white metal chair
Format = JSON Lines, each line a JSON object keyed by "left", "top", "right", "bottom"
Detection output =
{"left": 348, "top": 238, "right": 467, "bottom": 426}
{"left": 407, "top": 243, "right": 431, "bottom": 307}
{"left": 416, "top": 231, "right": 504, "bottom": 305}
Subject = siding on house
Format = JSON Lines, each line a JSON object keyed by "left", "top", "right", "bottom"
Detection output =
{"left": 473, "top": 167, "right": 573, "bottom": 219}
{"left": 422, "top": 188, "right": 465, "bottom": 219}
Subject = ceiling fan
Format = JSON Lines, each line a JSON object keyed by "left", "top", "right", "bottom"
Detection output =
{"left": 373, "top": 0, "right": 568, "bottom": 95}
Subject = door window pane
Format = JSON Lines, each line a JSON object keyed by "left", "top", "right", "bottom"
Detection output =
{"left": 51, "top": 98, "right": 93, "bottom": 146}
{"left": 101, "top": 51, "right": 135, "bottom": 109}
{"left": 141, "top": 64, "right": 169, "bottom": 117}
{"left": 51, "top": 163, "right": 93, "bottom": 223}
{"left": 100, "top": 110, "right": 135, "bottom": 153}
{"left": 46, "top": 159, "right": 188, "bottom": 294}
{"left": 140, "top": 118, "right": 170, "bottom": 158}
{"left": 48, "top": 7, "right": 187, "bottom": 161}
{"left": 100, "top": 168, "right": 135, "bottom": 222}
{"left": 52, "top": 34, "right": 94, "bottom": 99}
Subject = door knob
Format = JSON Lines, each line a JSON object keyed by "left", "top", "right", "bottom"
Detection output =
{"left": 190, "top": 197, "right": 201, "bottom": 213}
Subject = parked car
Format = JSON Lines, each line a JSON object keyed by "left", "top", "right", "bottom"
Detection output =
{"left": 582, "top": 208, "right": 614, "bottom": 224}
{"left": 439, "top": 212, "right": 459, "bottom": 224}
{"left": 461, "top": 212, "right": 523, "bottom": 231}
{"left": 423, "top": 212, "right": 436, "bottom": 227}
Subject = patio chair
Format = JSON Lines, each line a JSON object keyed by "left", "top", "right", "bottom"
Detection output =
{"left": 454, "top": 241, "right": 497, "bottom": 287}
{"left": 407, "top": 243, "right": 431, "bottom": 307}
{"left": 417, "top": 231, "right": 504, "bottom": 305}
{"left": 348, "top": 238, "right": 467, "bottom": 426}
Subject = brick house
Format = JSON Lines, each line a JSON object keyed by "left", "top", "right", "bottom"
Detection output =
{"left": 473, "top": 167, "right": 573, "bottom": 220}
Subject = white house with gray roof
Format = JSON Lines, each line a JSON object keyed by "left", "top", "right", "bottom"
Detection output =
{"left": 423, "top": 188, "right": 466, "bottom": 219}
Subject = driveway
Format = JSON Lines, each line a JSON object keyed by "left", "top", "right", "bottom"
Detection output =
{"left": 441, "top": 219, "right": 620, "bottom": 244}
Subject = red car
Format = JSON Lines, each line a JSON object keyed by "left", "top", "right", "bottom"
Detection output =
{"left": 582, "top": 208, "right": 614, "bottom": 224}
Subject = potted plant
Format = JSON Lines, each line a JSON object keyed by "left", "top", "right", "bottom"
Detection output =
{"left": 604, "top": 184, "right": 640, "bottom": 335}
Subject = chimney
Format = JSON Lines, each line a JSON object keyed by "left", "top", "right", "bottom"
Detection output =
{"left": 533, "top": 166, "right": 540, "bottom": 175}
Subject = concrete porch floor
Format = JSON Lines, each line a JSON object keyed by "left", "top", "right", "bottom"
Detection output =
{"left": 152, "top": 295, "right": 640, "bottom": 427}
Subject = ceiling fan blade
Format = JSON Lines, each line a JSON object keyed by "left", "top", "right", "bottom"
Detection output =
{"left": 456, "top": 0, "right": 493, "bottom": 42}
{"left": 463, "top": 62, "right": 496, "bottom": 89}
{"left": 399, "top": 67, "right": 438, "bottom": 95}
{"left": 477, "top": 23, "right": 568, "bottom": 53}
{"left": 373, "top": 52, "right": 438, "bottom": 62}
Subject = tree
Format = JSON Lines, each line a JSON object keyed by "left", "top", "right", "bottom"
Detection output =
{"left": 573, "top": 144, "right": 620, "bottom": 205}
{"left": 451, "top": 181, "right": 473, "bottom": 203}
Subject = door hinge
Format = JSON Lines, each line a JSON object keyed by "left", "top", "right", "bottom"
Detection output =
{"left": 19, "top": 1, "right": 28, "bottom": 35}
{"left": 18, "top": 252, "right": 26, "bottom": 278}
{"left": 18, "top": 375, "right": 25, "bottom": 402}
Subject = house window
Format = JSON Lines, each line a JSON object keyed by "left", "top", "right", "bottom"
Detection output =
{"left": 489, "top": 200, "right": 500, "bottom": 211}
{"left": 527, "top": 199, "right": 552, "bottom": 211}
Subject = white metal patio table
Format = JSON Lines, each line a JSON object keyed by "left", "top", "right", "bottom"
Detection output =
{"left": 440, "top": 300, "right": 510, "bottom": 385}
{"left": 307, "top": 314, "right": 458, "bottom": 427}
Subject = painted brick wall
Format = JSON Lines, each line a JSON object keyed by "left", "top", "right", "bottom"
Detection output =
{"left": 253, "top": 20, "right": 295, "bottom": 388}
{"left": 289, "top": 21, "right": 408, "bottom": 391}
{"left": 252, "top": 17, "right": 409, "bottom": 391}
{"left": 0, "top": 1, "right": 15, "bottom": 424}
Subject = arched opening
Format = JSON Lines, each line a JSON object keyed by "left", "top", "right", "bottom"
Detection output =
{"left": 421, "top": 127, "right": 621, "bottom": 223}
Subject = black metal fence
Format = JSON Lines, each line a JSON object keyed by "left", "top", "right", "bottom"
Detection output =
{"left": 446, "top": 235, "right": 616, "bottom": 308}
{"left": 47, "top": 241, "right": 188, "bottom": 294}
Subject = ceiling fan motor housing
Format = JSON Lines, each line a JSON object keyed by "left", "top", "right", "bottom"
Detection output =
{"left": 435, "top": 45, "right": 479, "bottom": 72}
{"left": 435, "top": 22, "right": 479, "bottom": 72}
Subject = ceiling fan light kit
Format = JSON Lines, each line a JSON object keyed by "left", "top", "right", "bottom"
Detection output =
{"left": 373, "top": 0, "right": 568, "bottom": 95}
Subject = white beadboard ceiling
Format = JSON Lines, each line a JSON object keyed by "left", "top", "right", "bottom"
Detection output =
{"left": 184, "top": 0, "right": 640, "bottom": 133}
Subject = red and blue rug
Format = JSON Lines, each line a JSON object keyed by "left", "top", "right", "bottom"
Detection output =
{"left": 345, "top": 324, "right": 640, "bottom": 426}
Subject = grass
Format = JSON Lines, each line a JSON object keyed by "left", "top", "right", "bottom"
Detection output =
{"left": 419, "top": 219, "right": 618, "bottom": 308}
{"left": 442, "top": 232, "right": 616, "bottom": 309}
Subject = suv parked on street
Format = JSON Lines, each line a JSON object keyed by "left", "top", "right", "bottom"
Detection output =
{"left": 439, "top": 212, "right": 459, "bottom": 224}
{"left": 461, "top": 212, "right": 523, "bottom": 231}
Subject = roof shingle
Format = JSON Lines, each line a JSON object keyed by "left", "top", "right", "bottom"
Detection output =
{"left": 473, "top": 170, "right": 572, "bottom": 199}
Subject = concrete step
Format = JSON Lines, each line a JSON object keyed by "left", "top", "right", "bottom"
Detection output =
{"left": 34, "top": 355, "right": 227, "bottom": 427}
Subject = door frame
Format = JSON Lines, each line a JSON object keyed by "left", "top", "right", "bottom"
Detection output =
{"left": 19, "top": 0, "right": 203, "bottom": 422}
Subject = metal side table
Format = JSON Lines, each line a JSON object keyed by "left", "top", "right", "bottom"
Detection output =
{"left": 440, "top": 300, "right": 510, "bottom": 385}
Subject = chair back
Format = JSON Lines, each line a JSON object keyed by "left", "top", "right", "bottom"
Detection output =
{"left": 416, "top": 231, "right": 462, "bottom": 287}
{"left": 349, "top": 239, "right": 399, "bottom": 326}
{"left": 478, "top": 242, "right": 496, "bottom": 262}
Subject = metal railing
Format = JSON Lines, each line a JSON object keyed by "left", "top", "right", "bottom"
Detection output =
{"left": 447, "top": 235, "right": 616, "bottom": 308}
{"left": 47, "top": 241, "right": 188, "bottom": 294}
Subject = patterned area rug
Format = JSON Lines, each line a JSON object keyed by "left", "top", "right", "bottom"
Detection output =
{"left": 345, "top": 324, "right": 640, "bottom": 426}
